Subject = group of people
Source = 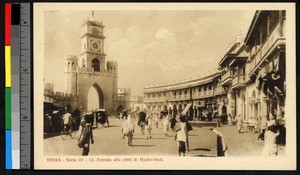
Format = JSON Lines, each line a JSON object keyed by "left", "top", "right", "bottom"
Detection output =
{"left": 121, "top": 110, "right": 192, "bottom": 156}
{"left": 44, "top": 108, "right": 81, "bottom": 135}
{"left": 232, "top": 112, "right": 286, "bottom": 156}
{"left": 260, "top": 114, "right": 286, "bottom": 156}
{"left": 197, "top": 104, "right": 228, "bottom": 124}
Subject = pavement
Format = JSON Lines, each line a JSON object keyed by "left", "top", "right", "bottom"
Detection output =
{"left": 44, "top": 117, "right": 217, "bottom": 157}
{"left": 216, "top": 125, "right": 264, "bottom": 157}
{"left": 44, "top": 117, "right": 285, "bottom": 157}
{"left": 216, "top": 124, "right": 285, "bottom": 157}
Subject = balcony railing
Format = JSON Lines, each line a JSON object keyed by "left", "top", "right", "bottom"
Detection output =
{"left": 249, "top": 21, "right": 285, "bottom": 75}
{"left": 232, "top": 75, "right": 246, "bottom": 88}
{"left": 221, "top": 71, "right": 232, "bottom": 85}
{"left": 203, "top": 90, "right": 213, "bottom": 97}
{"left": 214, "top": 86, "right": 226, "bottom": 95}
{"left": 169, "top": 94, "right": 190, "bottom": 101}
{"left": 144, "top": 96, "right": 167, "bottom": 102}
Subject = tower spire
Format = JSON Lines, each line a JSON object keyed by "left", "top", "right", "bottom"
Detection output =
{"left": 92, "top": 11, "right": 94, "bottom": 18}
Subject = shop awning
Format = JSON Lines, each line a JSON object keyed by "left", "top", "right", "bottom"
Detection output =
{"left": 181, "top": 103, "right": 192, "bottom": 115}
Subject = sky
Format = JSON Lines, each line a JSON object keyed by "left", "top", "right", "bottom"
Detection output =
{"left": 44, "top": 10, "right": 255, "bottom": 96}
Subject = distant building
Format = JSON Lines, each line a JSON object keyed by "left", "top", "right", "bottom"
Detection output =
{"left": 115, "top": 88, "right": 132, "bottom": 114}
{"left": 130, "top": 95, "right": 145, "bottom": 112}
{"left": 143, "top": 70, "right": 226, "bottom": 120}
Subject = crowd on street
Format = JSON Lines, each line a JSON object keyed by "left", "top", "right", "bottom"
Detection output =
{"left": 44, "top": 106, "right": 285, "bottom": 157}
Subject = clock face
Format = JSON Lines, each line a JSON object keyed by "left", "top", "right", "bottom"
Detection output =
{"left": 90, "top": 40, "right": 101, "bottom": 52}
{"left": 93, "top": 43, "right": 98, "bottom": 49}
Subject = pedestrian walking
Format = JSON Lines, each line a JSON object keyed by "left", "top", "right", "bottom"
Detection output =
{"left": 137, "top": 110, "right": 147, "bottom": 134}
{"left": 154, "top": 113, "right": 159, "bottom": 128}
{"left": 77, "top": 113, "right": 94, "bottom": 156}
{"left": 221, "top": 104, "right": 227, "bottom": 124}
{"left": 262, "top": 121, "right": 279, "bottom": 156}
{"left": 236, "top": 115, "right": 243, "bottom": 133}
{"left": 175, "top": 115, "right": 188, "bottom": 156}
{"left": 122, "top": 114, "right": 135, "bottom": 146}
{"left": 228, "top": 114, "right": 233, "bottom": 126}
{"left": 258, "top": 115, "right": 268, "bottom": 141}
{"left": 145, "top": 115, "right": 152, "bottom": 139}
{"left": 162, "top": 114, "right": 171, "bottom": 136}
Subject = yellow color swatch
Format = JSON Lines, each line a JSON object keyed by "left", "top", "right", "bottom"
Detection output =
{"left": 5, "top": 46, "right": 11, "bottom": 87}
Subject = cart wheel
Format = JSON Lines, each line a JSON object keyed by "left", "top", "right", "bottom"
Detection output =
{"left": 70, "top": 129, "right": 76, "bottom": 139}
{"left": 61, "top": 129, "right": 67, "bottom": 140}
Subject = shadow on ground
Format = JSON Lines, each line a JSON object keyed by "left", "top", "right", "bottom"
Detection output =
{"left": 193, "top": 155, "right": 217, "bottom": 157}
{"left": 190, "top": 148, "right": 211, "bottom": 151}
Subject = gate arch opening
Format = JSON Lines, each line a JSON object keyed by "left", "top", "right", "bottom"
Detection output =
{"left": 87, "top": 83, "right": 104, "bottom": 111}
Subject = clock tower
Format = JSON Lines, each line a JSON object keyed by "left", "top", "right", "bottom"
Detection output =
{"left": 79, "top": 15, "right": 106, "bottom": 72}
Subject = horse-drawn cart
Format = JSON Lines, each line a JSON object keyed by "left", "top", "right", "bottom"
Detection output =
{"left": 95, "top": 109, "right": 109, "bottom": 127}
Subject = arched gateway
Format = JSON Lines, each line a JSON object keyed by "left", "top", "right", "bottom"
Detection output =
{"left": 64, "top": 17, "right": 119, "bottom": 115}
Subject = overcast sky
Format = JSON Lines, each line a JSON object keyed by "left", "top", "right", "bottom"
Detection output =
{"left": 44, "top": 10, "right": 255, "bottom": 95}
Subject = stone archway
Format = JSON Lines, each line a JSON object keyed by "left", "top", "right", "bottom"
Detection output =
{"left": 157, "top": 105, "right": 162, "bottom": 112}
{"left": 152, "top": 105, "right": 157, "bottom": 113}
{"left": 117, "top": 105, "right": 124, "bottom": 114}
{"left": 87, "top": 83, "right": 104, "bottom": 111}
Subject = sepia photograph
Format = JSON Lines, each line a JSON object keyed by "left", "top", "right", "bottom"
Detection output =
{"left": 34, "top": 3, "right": 296, "bottom": 170}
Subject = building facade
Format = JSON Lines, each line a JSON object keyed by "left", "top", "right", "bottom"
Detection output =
{"left": 44, "top": 16, "right": 125, "bottom": 116}
{"left": 143, "top": 70, "right": 227, "bottom": 120}
{"left": 218, "top": 33, "right": 248, "bottom": 120}
{"left": 244, "top": 10, "right": 286, "bottom": 121}
{"left": 130, "top": 95, "right": 145, "bottom": 113}
{"left": 143, "top": 10, "right": 286, "bottom": 126}
{"left": 114, "top": 88, "right": 132, "bottom": 114}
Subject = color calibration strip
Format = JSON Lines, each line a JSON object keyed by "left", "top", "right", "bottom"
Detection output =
{"left": 5, "top": 3, "right": 12, "bottom": 170}
{"left": 5, "top": 3, "right": 31, "bottom": 169}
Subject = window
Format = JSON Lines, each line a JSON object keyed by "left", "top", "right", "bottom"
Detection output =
{"left": 92, "top": 58, "right": 100, "bottom": 72}
{"left": 82, "top": 58, "right": 86, "bottom": 67}
{"left": 147, "top": 94, "right": 150, "bottom": 98}
{"left": 204, "top": 86, "right": 207, "bottom": 91}
{"left": 198, "top": 86, "right": 201, "bottom": 92}
{"left": 179, "top": 90, "right": 182, "bottom": 95}
{"left": 184, "top": 89, "right": 187, "bottom": 94}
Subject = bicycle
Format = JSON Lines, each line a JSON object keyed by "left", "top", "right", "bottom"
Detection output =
{"left": 61, "top": 124, "right": 76, "bottom": 140}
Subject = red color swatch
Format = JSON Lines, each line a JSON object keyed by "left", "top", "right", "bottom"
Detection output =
{"left": 5, "top": 3, "right": 11, "bottom": 46}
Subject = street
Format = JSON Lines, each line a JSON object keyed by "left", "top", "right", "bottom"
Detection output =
{"left": 44, "top": 117, "right": 217, "bottom": 157}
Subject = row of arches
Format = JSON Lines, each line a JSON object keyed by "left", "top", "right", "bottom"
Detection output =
{"left": 146, "top": 103, "right": 190, "bottom": 113}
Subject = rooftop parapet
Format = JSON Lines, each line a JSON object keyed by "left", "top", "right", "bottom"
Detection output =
{"left": 144, "top": 69, "right": 219, "bottom": 89}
